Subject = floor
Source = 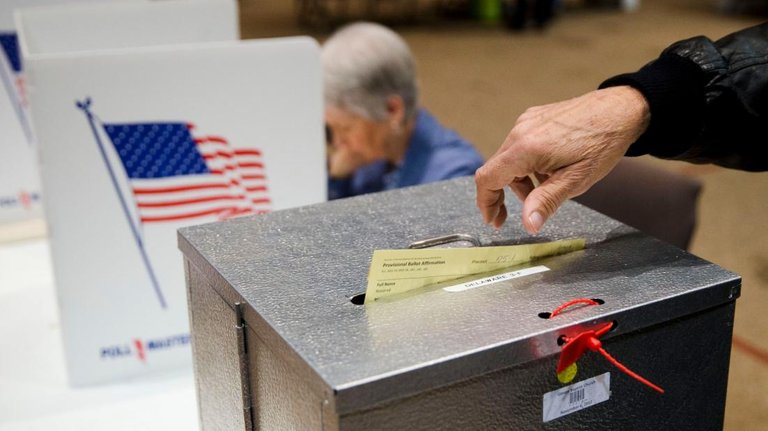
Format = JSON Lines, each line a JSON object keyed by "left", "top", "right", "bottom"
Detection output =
{"left": 1, "top": 0, "right": 767, "bottom": 429}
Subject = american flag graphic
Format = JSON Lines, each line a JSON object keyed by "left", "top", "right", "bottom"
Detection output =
{"left": 102, "top": 122, "right": 271, "bottom": 223}
{"left": 1, "top": 31, "right": 32, "bottom": 143}
{"left": 0, "top": 32, "right": 26, "bottom": 105}
{"left": 0, "top": 32, "right": 21, "bottom": 74}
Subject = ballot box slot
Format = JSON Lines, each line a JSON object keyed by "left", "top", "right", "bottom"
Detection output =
{"left": 349, "top": 293, "right": 366, "bottom": 305}
{"left": 538, "top": 298, "right": 605, "bottom": 319}
{"left": 350, "top": 233, "right": 481, "bottom": 305}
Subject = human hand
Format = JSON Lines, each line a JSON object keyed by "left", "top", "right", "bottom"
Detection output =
{"left": 475, "top": 86, "right": 650, "bottom": 234}
{"left": 327, "top": 143, "right": 366, "bottom": 179}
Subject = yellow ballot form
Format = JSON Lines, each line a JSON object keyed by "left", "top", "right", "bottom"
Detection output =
{"left": 365, "top": 238, "right": 585, "bottom": 303}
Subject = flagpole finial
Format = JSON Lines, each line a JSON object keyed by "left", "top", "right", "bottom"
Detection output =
{"left": 75, "top": 97, "right": 92, "bottom": 112}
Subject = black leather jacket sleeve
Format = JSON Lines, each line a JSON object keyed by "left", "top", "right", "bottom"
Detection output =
{"left": 599, "top": 22, "right": 768, "bottom": 172}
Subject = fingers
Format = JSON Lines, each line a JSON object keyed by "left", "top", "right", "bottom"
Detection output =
{"left": 475, "top": 185, "right": 506, "bottom": 227}
{"left": 477, "top": 173, "right": 540, "bottom": 229}
{"left": 507, "top": 176, "right": 535, "bottom": 203}
{"left": 520, "top": 171, "right": 577, "bottom": 235}
{"left": 328, "top": 145, "right": 362, "bottom": 179}
{"left": 475, "top": 154, "right": 532, "bottom": 229}
{"left": 475, "top": 163, "right": 506, "bottom": 227}
{"left": 476, "top": 87, "right": 650, "bottom": 233}
{"left": 492, "top": 202, "right": 508, "bottom": 229}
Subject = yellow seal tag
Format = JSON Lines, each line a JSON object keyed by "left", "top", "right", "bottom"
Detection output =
{"left": 557, "top": 362, "right": 578, "bottom": 384}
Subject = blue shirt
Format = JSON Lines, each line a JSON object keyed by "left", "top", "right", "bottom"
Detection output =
{"left": 328, "top": 109, "right": 484, "bottom": 199}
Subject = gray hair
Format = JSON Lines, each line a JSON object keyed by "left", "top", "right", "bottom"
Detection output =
{"left": 322, "top": 22, "right": 418, "bottom": 121}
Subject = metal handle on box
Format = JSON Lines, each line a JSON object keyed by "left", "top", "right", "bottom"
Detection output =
{"left": 408, "top": 233, "right": 481, "bottom": 249}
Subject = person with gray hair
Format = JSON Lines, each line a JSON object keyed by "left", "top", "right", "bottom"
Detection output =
{"left": 323, "top": 22, "right": 484, "bottom": 200}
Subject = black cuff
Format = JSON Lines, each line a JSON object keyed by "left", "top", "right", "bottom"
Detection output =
{"left": 599, "top": 53, "right": 708, "bottom": 158}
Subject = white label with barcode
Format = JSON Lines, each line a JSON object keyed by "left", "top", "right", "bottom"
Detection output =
{"left": 542, "top": 372, "right": 611, "bottom": 422}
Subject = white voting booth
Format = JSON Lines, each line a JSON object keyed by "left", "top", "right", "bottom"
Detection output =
{"left": 1, "top": 0, "right": 145, "bottom": 234}
{"left": 17, "top": 0, "right": 325, "bottom": 385}
{"left": 0, "top": 1, "right": 44, "bottom": 229}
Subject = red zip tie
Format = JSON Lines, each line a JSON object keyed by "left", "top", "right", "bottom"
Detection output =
{"left": 549, "top": 298, "right": 600, "bottom": 318}
{"left": 556, "top": 321, "right": 613, "bottom": 374}
{"left": 597, "top": 347, "right": 664, "bottom": 394}
{"left": 550, "top": 299, "right": 665, "bottom": 394}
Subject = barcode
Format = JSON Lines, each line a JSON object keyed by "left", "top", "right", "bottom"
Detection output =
{"left": 543, "top": 373, "right": 610, "bottom": 422}
{"left": 569, "top": 388, "right": 585, "bottom": 405}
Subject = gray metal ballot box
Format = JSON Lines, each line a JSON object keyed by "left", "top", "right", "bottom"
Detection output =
{"left": 178, "top": 177, "right": 740, "bottom": 431}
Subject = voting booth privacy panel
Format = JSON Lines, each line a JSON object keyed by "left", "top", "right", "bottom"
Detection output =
{"left": 0, "top": 0, "right": 50, "bottom": 224}
{"left": 18, "top": 0, "right": 325, "bottom": 385}
{"left": 1, "top": 0, "right": 147, "bottom": 226}
{"left": 0, "top": 48, "right": 41, "bottom": 225}
{"left": 180, "top": 177, "right": 740, "bottom": 430}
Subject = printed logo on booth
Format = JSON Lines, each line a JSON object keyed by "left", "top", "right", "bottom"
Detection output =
{"left": 99, "top": 334, "right": 190, "bottom": 363}
{"left": 0, "top": 190, "right": 40, "bottom": 211}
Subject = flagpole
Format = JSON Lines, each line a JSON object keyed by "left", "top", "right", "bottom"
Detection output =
{"left": 76, "top": 98, "right": 167, "bottom": 309}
